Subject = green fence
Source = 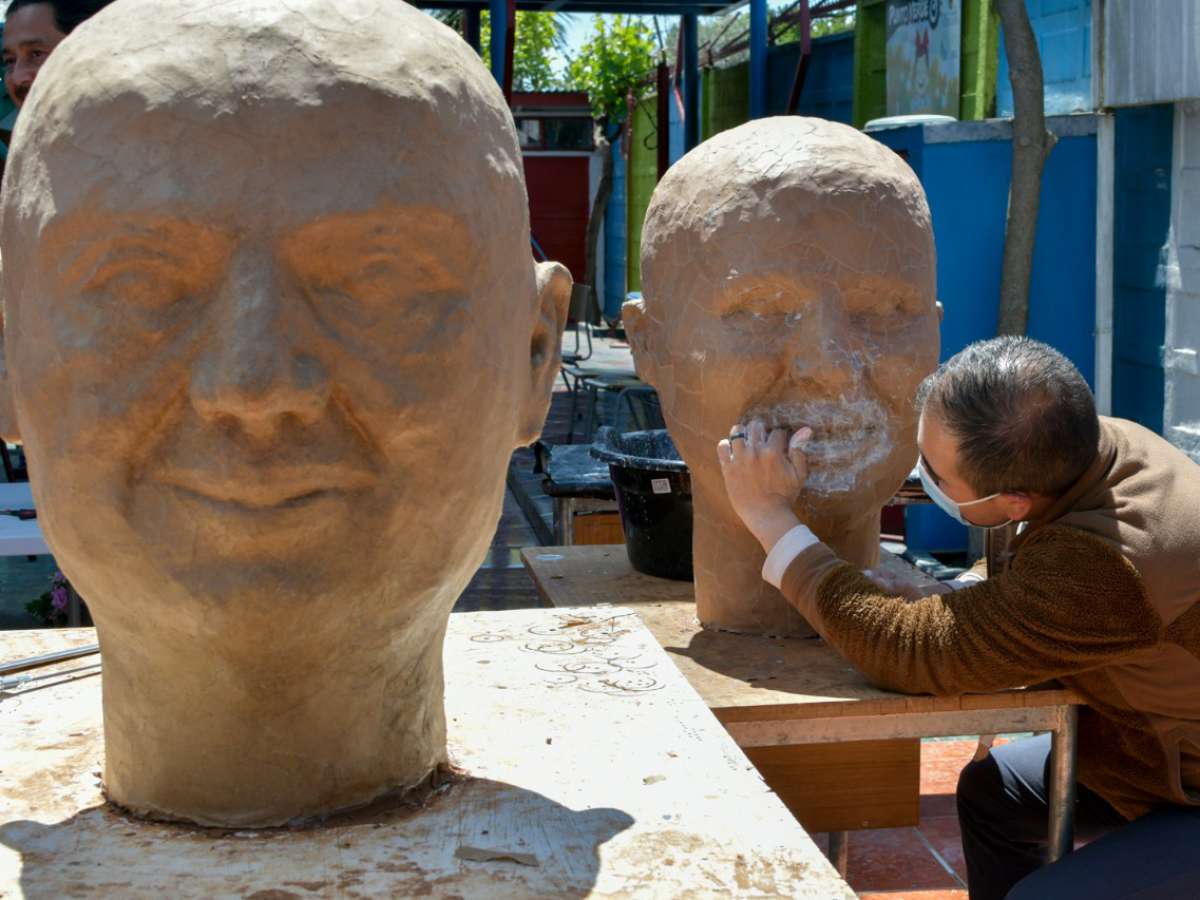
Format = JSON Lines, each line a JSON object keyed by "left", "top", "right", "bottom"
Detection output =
{"left": 626, "top": 96, "right": 662, "bottom": 293}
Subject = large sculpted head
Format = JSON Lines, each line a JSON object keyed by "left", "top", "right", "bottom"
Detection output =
{"left": 625, "top": 117, "right": 939, "bottom": 634}
{"left": 0, "top": 0, "right": 570, "bottom": 825}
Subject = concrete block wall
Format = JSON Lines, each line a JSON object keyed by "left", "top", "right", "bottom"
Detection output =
{"left": 1165, "top": 100, "right": 1200, "bottom": 462}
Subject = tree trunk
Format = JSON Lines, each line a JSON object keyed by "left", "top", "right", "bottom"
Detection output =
{"left": 583, "top": 126, "right": 616, "bottom": 323}
{"left": 994, "top": 0, "right": 1057, "bottom": 336}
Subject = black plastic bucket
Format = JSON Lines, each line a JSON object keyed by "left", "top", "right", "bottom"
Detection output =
{"left": 591, "top": 427, "right": 693, "bottom": 581}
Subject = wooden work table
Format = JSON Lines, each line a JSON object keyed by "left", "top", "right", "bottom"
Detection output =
{"left": 1, "top": 611, "right": 854, "bottom": 898}
{"left": 521, "top": 545, "right": 1083, "bottom": 866}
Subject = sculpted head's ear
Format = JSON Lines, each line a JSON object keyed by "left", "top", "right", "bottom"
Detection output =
{"left": 622, "top": 296, "right": 658, "bottom": 387}
{"left": 516, "top": 260, "right": 571, "bottom": 447}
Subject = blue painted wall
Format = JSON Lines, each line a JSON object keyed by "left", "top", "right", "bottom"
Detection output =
{"left": 769, "top": 32, "right": 855, "bottom": 124}
{"left": 603, "top": 139, "right": 628, "bottom": 319}
{"left": 669, "top": 78, "right": 685, "bottom": 163}
{"left": 1111, "top": 104, "right": 1174, "bottom": 433}
{"left": 997, "top": 0, "right": 1092, "bottom": 116}
{"left": 872, "top": 119, "right": 1098, "bottom": 551}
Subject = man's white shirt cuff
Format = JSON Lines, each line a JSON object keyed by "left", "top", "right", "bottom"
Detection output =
{"left": 943, "top": 571, "right": 985, "bottom": 591}
{"left": 762, "top": 523, "right": 820, "bottom": 589}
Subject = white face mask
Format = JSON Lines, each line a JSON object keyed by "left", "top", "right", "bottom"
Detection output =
{"left": 917, "top": 458, "right": 1011, "bottom": 529}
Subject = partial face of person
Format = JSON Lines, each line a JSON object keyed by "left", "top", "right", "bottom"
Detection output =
{"left": 2, "top": 88, "right": 563, "bottom": 624}
{"left": 641, "top": 187, "right": 939, "bottom": 518}
{"left": 917, "top": 409, "right": 1018, "bottom": 527}
{"left": 2, "top": 3, "right": 65, "bottom": 106}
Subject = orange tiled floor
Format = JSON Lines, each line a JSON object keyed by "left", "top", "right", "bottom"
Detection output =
{"left": 823, "top": 737, "right": 995, "bottom": 899}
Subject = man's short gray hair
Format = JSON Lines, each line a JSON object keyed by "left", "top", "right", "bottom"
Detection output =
{"left": 916, "top": 336, "right": 1100, "bottom": 497}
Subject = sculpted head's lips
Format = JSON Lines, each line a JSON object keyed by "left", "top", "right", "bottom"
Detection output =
{"left": 154, "top": 465, "right": 377, "bottom": 509}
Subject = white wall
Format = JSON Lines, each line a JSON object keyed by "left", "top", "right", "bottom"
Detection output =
{"left": 1164, "top": 100, "right": 1200, "bottom": 462}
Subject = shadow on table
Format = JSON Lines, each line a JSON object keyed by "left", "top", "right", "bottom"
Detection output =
{"left": 663, "top": 626, "right": 880, "bottom": 703}
{"left": 0, "top": 777, "right": 634, "bottom": 898}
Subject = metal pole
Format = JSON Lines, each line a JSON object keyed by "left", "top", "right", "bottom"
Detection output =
{"left": 827, "top": 831, "right": 849, "bottom": 876}
{"left": 464, "top": 9, "right": 482, "bottom": 55}
{"left": 488, "top": 0, "right": 506, "bottom": 88}
{"left": 785, "top": 0, "right": 811, "bottom": 114}
{"left": 682, "top": 13, "right": 699, "bottom": 151}
{"left": 656, "top": 61, "right": 670, "bottom": 180}
{"left": 502, "top": 0, "right": 516, "bottom": 101}
{"left": 749, "top": 0, "right": 768, "bottom": 118}
{"left": 0, "top": 644, "right": 99, "bottom": 677}
{"left": 1046, "top": 705, "right": 1079, "bottom": 863}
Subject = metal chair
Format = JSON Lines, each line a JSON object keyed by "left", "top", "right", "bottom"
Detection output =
{"left": 561, "top": 283, "right": 597, "bottom": 368}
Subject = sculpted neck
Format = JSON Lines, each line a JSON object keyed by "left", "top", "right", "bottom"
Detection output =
{"left": 94, "top": 605, "right": 450, "bottom": 827}
{"left": 689, "top": 475, "right": 880, "bottom": 638}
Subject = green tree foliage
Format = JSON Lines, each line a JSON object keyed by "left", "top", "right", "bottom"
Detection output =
{"left": 482, "top": 12, "right": 569, "bottom": 91}
{"left": 429, "top": 10, "right": 568, "bottom": 91}
{"left": 567, "top": 16, "right": 657, "bottom": 126}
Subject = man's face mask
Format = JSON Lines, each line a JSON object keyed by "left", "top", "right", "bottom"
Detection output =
{"left": 917, "top": 458, "right": 1010, "bottom": 529}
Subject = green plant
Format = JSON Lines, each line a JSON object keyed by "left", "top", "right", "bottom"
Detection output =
{"left": 25, "top": 570, "right": 87, "bottom": 627}
{"left": 567, "top": 16, "right": 656, "bottom": 127}
{"left": 430, "top": 10, "right": 570, "bottom": 92}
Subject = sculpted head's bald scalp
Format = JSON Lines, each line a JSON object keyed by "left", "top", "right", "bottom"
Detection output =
{"left": 646, "top": 116, "right": 928, "bottom": 234}
{"left": 640, "top": 118, "right": 934, "bottom": 319}
{"left": 0, "top": 0, "right": 571, "bottom": 827}
{"left": 626, "top": 117, "right": 939, "bottom": 636}
{"left": 3, "top": 0, "right": 526, "bottom": 256}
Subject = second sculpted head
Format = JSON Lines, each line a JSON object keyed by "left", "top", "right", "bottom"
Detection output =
{"left": 626, "top": 117, "right": 940, "bottom": 635}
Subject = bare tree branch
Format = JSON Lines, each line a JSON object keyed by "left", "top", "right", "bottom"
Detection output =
{"left": 994, "top": 0, "right": 1057, "bottom": 336}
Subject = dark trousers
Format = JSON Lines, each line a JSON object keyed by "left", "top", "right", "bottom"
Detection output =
{"left": 957, "top": 733, "right": 1200, "bottom": 899}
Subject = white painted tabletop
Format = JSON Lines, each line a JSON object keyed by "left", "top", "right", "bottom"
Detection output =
{"left": 0, "top": 609, "right": 854, "bottom": 898}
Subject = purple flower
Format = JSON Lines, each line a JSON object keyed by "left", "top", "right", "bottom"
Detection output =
{"left": 52, "top": 571, "right": 67, "bottom": 586}
{"left": 51, "top": 585, "right": 69, "bottom": 611}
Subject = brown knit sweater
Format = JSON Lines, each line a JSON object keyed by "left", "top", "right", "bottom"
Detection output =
{"left": 780, "top": 417, "right": 1200, "bottom": 820}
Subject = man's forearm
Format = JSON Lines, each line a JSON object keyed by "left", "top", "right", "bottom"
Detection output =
{"left": 741, "top": 504, "right": 802, "bottom": 553}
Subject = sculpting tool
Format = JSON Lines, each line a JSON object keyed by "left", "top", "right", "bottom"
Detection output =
{"left": 0, "top": 644, "right": 100, "bottom": 677}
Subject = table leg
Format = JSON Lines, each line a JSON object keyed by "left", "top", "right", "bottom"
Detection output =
{"left": 67, "top": 585, "right": 82, "bottom": 627}
{"left": 1045, "top": 705, "right": 1078, "bottom": 863}
{"left": 564, "top": 371, "right": 581, "bottom": 444}
{"left": 583, "top": 383, "right": 600, "bottom": 443}
{"left": 827, "top": 831, "right": 849, "bottom": 876}
{"left": 554, "top": 499, "right": 577, "bottom": 547}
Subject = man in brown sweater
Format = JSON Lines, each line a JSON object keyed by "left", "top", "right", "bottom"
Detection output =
{"left": 718, "top": 336, "right": 1200, "bottom": 899}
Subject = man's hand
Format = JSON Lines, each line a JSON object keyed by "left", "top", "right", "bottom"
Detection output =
{"left": 717, "top": 418, "right": 813, "bottom": 552}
